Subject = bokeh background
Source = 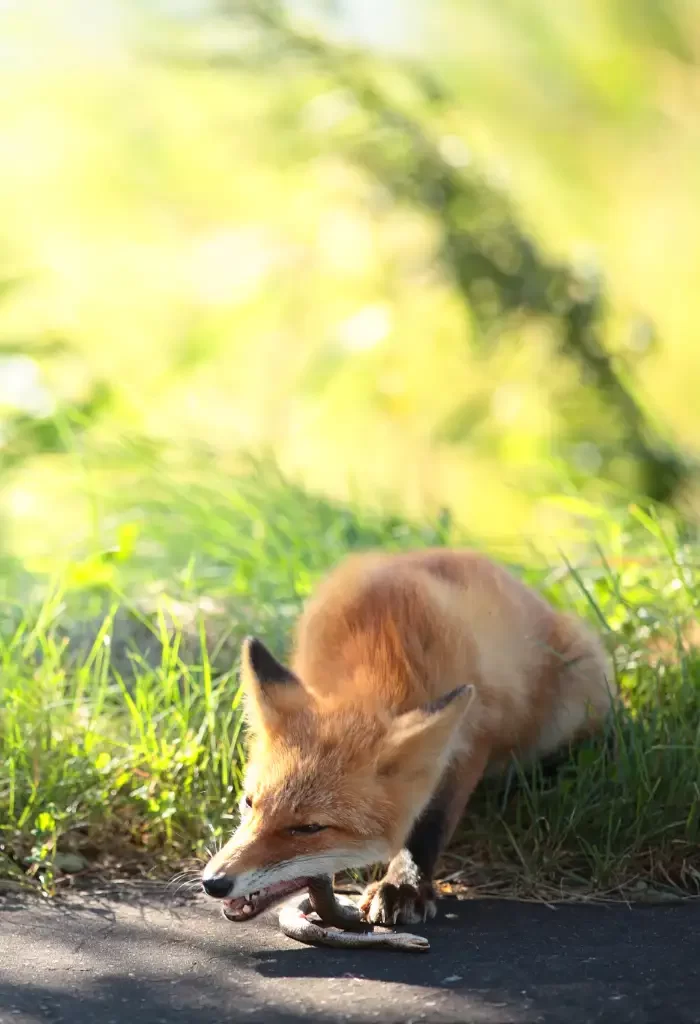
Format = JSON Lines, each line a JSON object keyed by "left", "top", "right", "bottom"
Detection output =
{"left": 3, "top": 1, "right": 700, "bottom": 896}
{"left": 2, "top": 0, "right": 700, "bottom": 584}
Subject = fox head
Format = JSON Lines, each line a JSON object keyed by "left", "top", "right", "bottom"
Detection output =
{"left": 202, "top": 636, "right": 474, "bottom": 917}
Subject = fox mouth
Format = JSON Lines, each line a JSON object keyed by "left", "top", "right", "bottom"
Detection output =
{"left": 222, "top": 877, "right": 313, "bottom": 921}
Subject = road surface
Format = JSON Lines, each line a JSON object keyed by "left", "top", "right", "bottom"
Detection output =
{"left": 1, "top": 886, "right": 697, "bottom": 1024}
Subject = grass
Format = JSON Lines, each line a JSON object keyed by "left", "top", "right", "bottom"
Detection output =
{"left": 1, "top": 463, "right": 699, "bottom": 902}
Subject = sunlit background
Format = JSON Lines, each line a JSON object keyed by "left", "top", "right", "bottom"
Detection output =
{"left": 3, "top": 0, "right": 700, "bottom": 895}
{"left": 2, "top": 0, "right": 700, "bottom": 574}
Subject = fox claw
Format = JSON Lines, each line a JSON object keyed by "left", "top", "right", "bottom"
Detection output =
{"left": 361, "top": 879, "right": 437, "bottom": 927}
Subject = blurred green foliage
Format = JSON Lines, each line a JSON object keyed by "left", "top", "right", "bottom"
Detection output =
{"left": 200, "top": 0, "right": 693, "bottom": 503}
{"left": 1, "top": 3, "right": 700, "bottom": 893}
{"left": 0, "top": 0, "right": 699, "bottom": 560}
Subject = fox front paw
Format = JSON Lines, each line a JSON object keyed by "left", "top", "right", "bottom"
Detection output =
{"left": 359, "top": 877, "right": 437, "bottom": 926}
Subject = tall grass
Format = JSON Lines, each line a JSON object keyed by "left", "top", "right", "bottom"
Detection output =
{"left": 1, "top": 468, "right": 698, "bottom": 899}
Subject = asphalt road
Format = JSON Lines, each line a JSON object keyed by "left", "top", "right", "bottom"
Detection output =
{"left": 1, "top": 886, "right": 698, "bottom": 1024}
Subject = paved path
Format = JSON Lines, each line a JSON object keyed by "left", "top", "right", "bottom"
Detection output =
{"left": 1, "top": 888, "right": 698, "bottom": 1023}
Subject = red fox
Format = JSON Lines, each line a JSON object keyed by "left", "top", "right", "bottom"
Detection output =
{"left": 203, "top": 549, "right": 615, "bottom": 925}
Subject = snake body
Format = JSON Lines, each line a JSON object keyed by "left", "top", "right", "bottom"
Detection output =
{"left": 277, "top": 876, "right": 430, "bottom": 953}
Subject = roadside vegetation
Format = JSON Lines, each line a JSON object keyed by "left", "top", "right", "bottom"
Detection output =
{"left": 2, "top": 464, "right": 698, "bottom": 901}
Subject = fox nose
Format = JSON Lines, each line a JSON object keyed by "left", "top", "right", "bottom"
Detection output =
{"left": 202, "top": 873, "right": 233, "bottom": 899}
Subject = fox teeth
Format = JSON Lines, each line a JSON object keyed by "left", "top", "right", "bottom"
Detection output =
{"left": 242, "top": 891, "right": 260, "bottom": 914}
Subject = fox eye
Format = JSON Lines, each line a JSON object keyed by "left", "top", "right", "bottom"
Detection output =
{"left": 285, "top": 824, "right": 327, "bottom": 836}
{"left": 245, "top": 795, "right": 253, "bottom": 808}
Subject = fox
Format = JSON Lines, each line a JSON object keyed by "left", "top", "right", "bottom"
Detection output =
{"left": 202, "top": 548, "right": 615, "bottom": 925}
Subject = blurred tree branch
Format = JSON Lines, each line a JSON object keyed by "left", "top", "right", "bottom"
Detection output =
{"left": 174, "top": 0, "right": 693, "bottom": 503}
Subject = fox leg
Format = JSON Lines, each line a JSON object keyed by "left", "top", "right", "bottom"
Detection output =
{"left": 360, "top": 744, "right": 490, "bottom": 926}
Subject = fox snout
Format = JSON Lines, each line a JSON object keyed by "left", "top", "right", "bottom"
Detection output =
{"left": 202, "top": 872, "right": 234, "bottom": 899}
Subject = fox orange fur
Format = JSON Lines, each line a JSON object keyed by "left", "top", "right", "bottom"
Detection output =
{"left": 203, "top": 549, "right": 615, "bottom": 924}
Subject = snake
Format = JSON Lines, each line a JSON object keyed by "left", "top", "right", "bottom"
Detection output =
{"left": 277, "top": 875, "right": 430, "bottom": 952}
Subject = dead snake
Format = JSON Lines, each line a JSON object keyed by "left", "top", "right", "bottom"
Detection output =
{"left": 278, "top": 875, "right": 430, "bottom": 952}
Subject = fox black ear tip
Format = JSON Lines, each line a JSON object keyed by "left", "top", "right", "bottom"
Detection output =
{"left": 245, "top": 635, "right": 270, "bottom": 660}
{"left": 243, "top": 635, "right": 268, "bottom": 654}
{"left": 241, "top": 636, "right": 266, "bottom": 670}
{"left": 243, "top": 637, "right": 296, "bottom": 686}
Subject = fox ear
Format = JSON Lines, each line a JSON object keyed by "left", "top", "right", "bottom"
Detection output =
{"left": 240, "top": 636, "right": 308, "bottom": 731}
{"left": 377, "top": 684, "right": 475, "bottom": 779}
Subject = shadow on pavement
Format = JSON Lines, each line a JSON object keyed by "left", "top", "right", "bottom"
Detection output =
{"left": 1, "top": 891, "right": 698, "bottom": 1023}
